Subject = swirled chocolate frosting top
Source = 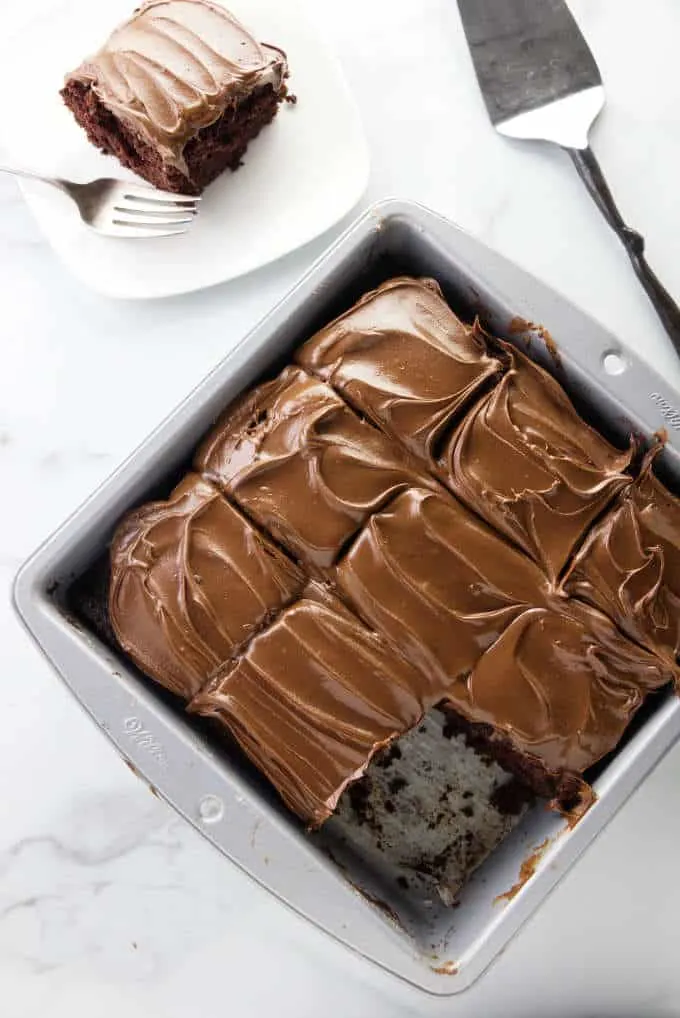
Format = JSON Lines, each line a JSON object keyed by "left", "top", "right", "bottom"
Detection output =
{"left": 189, "top": 587, "right": 425, "bottom": 827}
{"left": 564, "top": 467, "right": 680, "bottom": 665}
{"left": 104, "top": 275, "right": 680, "bottom": 828}
{"left": 439, "top": 345, "right": 633, "bottom": 582}
{"left": 456, "top": 601, "right": 676, "bottom": 777}
{"left": 335, "top": 488, "right": 551, "bottom": 691}
{"left": 195, "top": 366, "right": 437, "bottom": 569}
{"left": 296, "top": 277, "right": 502, "bottom": 459}
{"left": 65, "top": 0, "right": 287, "bottom": 167}
{"left": 109, "top": 474, "right": 304, "bottom": 699}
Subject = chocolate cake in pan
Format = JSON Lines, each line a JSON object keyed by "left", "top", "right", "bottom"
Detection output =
{"left": 102, "top": 276, "right": 680, "bottom": 833}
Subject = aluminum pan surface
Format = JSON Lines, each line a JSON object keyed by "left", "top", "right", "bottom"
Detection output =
{"left": 13, "top": 200, "right": 680, "bottom": 996}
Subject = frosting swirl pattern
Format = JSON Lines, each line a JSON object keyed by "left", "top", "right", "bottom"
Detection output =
{"left": 189, "top": 587, "right": 424, "bottom": 826}
{"left": 457, "top": 602, "right": 676, "bottom": 775}
{"left": 104, "top": 274, "right": 680, "bottom": 829}
{"left": 564, "top": 468, "right": 680, "bottom": 664}
{"left": 109, "top": 473, "right": 304, "bottom": 699}
{"left": 196, "top": 367, "right": 437, "bottom": 569}
{"left": 440, "top": 347, "right": 633, "bottom": 581}
{"left": 296, "top": 277, "right": 501, "bottom": 460}
{"left": 335, "top": 488, "right": 549, "bottom": 691}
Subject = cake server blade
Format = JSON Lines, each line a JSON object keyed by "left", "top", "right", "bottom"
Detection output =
{"left": 456, "top": 0, "right": 601, "bottom": 143}
{"left": 456, "top": 0, "right": 680, "bottom": 356}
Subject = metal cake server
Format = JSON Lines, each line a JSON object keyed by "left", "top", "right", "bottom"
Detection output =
{"left": 456, "top": 0, "right": 680, "bottom": 354}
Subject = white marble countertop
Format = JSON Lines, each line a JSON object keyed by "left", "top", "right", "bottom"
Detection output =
{"left": 2, "top": 0, "right": 680, "bottom": 1015}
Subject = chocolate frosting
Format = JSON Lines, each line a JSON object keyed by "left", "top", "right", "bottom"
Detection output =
{"left": 109, "top": 473, "right": 304, "bottom": 698}
{"left": 296, "top": 277, "right": 501, "bottom": 459}
{"left": 65, "top": 0, "right": 287, "bottom": 171}
{"left": 196, "top": 367, "right": 437, "bottom": 569}
{"left": 105, "top": 275, "right": 680, "bottom": 831}
{"left": 336, "top": 488, "right": 549, "bottom": 691}
{"left": 565, "top": 468, "right": 680, "bottom": 664}
{"left": 189, "top": 587, "right": 424, "bottom": 826}
{"left": 440, "top": 346, "right": 633, "bottom": 581}
{"left": 457, "top": 602, "right": 676, "bottom": 775}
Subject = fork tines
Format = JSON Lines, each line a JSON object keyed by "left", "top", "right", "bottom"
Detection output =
{"left": 111, "top": 186, "right": 201, "bottom": 237}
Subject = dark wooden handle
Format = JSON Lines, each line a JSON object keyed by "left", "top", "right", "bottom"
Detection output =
{"left": 566, "top": 145, "right": 680, "bottom": 357}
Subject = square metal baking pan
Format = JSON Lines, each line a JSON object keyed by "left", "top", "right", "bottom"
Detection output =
{"left": 14, "top": 199, "right": 680, "bottom": 996}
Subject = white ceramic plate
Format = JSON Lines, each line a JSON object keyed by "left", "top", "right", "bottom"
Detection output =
{"left": 0, "top": 0, "right": 370, "bottom": 298}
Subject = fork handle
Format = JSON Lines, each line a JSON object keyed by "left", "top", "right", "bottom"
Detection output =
{"left": 566, "top": 145, "right": 680, "bottom": 356}
{"left": 0, "top": 161, "right": 67, "bottom": 194}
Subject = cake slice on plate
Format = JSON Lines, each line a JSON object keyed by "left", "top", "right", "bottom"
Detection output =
{"left": 61, "top": 0, "right": 289, "bottom": 194}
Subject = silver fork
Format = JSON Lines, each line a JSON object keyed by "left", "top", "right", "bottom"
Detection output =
{"left": 0, "top": 162, "right": 200, "bottom": 238}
